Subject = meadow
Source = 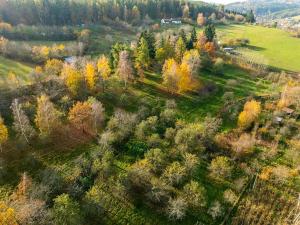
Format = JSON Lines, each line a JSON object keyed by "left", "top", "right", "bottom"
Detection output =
{"left": 0, "top": 56, "right": 33, "bottom": 86}
{"left": 217, "top": 24, "right": 300, "bottom": 72}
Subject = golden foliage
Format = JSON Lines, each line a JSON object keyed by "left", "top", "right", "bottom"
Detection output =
{"left": 238, "top": 100, "right": 261, "bottom": 129}
{"left": 204, "top": 42, "right": 215, "bottom": 57}
{"left": 162, "top": 58, "right": 181, "bottom": 93}
{"left": 197, "top": 13, "right": 206, "bottom": 26}
{"left": 63, "top": 65, "right": 83, "bottom": 96}
{"left": 85, "top": 62, "right": 97, "bottom": 91}
{"left": 97, "top": 55, "right": 111, "bottom": 80}
{"left": 68, "top": 102, "right": 93, "bottom": 135}
{"left": 35, "top": 95, "right": 61, "bottom": 137}
{"left": 0, "top": 202, "right": 18, "bottom": 225}
{"left": 44, "top": 59, "right": 63, "bottom": 76}
{"left": 0, "top": 116, "right": 8, "bottom": 151}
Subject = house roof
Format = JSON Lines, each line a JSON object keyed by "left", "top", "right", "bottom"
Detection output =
{"left": 282, "top": 107, "right": 294, "bottom": 114}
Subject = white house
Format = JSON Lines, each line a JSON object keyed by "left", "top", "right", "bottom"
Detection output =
{"left": 161, "top": 18, "right": 182, "bottom": 25}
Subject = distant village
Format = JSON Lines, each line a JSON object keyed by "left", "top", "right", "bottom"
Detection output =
{"left": 257, "top": 15, "right": 300, "bottom": 33}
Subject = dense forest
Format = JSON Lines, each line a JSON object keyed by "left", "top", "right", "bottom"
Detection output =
{"left": 0, "top": 0, "right": 218, "bottom": 25}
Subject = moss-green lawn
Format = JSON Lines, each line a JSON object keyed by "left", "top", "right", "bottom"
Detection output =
{"left": 217, "top": 24, "right": 300, "bottom": 72}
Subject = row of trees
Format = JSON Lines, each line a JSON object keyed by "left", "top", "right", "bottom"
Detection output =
{"left": 0, "top": 0, "right": 218, "bottom": 26}
{"left": 0, "top": 23, "right": 77, "bottom": 41}
{"left": 0, "top": 36, "right": 86, "bottom": 63}
{"left": 0, "top": 96, "right": 105, "bottom": 147}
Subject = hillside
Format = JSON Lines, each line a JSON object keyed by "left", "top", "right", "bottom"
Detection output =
{"left": 218, "top": 24, "right": 300, "bottom": 72}
{"left": 0, "top": 1, "right": 299, "bottom": 225}
{"left": 226, "top": 0, "right": 300, "bottom": 18}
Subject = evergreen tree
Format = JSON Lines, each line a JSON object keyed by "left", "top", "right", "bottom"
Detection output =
{"left": 136, "top": 37, "right": 151, "bottom": 70}
{"left": 187, "top": 27, "right": 197, "bottom": 50}
{"left": 204, "top": 24, "right": 216, "bottom": 42}
{"left": 175, "top": 37, "right": 186, "bottom": 62}
{"left": 246, "top": 10, "right": 255, "bottom": 23}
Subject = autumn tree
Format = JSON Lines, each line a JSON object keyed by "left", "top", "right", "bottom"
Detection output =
{"left": 238, "top": 100, "right": 261, "bottom": 129}
{"left": 178, "top": 61, "right": 193, "bottom": 93}
{"left": 35, "top": 95, "right": 61, "bottom": 138}
{"left": 209, "top": 156, "right": 232, "bottom": 180}
{"left": 116, "top": 50, "right": 134, "bottom": 88}
{"left": 0, "top": 202, "right": 18, "bottom": 225}
{"left": 175, "top": 123, "right": 205, "bottom": 153}
{"left": 183, "top": 180, "right": 206, "bottom": 209}
{"left": 97, "top": 55, "right": 111, "bottom": 91}
{"left": 163, "top": 161, "right": 187, "bottom": 185}
{"left": 68, "top": 101, "right": 93, "bottom": 136}
{"left": 85, "top": 62, "right": 97, "bottom": 92}
{"left": 52, "top": 194, "right": 81, "bottom": 225}
{"left": 181, "top": 49, "right": 201, "bottom": 78}
{"left": 182, "top": 4, "right": 190, "bottom": 19}
{"left": 167, "top": 197, "right": 187, "bottom": 220}
{"left": 68, "top": 100, "right": 104, "bottom": 136}
{"left": 204, "top": 42, "right": 216, "bottom": 57}
{"left": 44, "top": 59, "right": 63, "bottom": 76}
{"left": 62, "top": 65, "right": 84, "bottom": 96}
{"left": 0, "top": 116, "right": 8, "bottom": 152}
{"left": 162, "top": 58, "right": 181, "bottom": 93}
{"left": 197, "top": 13, "right": 206, "bottom": 26}
{"left": 195, "top": 32, "right": 207, "bottom": 51}
{"left": 131, "top": 5, "right": 141, "bottom": 21}
{"left": 11, "top": 99, "right": 35, "bottom": 144}
{"left": 88, "top": 97, "right": 105, "bottom": 134}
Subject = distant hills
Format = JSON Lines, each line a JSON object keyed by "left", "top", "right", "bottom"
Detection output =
{"left": 226, "top": 0, "right": 300, "bottom": 18}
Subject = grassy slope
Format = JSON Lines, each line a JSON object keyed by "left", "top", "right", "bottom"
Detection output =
{"left": 135, "top": 65, "right": 274, "bottom": 122}
{"left": 0, "top": 56, "right": 33, "bottom": 86}
{"left": 217, "top": 24, "right": 300, "bottom": 72}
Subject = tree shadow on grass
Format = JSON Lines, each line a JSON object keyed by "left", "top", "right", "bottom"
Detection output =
{"left": 245, "top": 45, "right": 266, "bottom": 51}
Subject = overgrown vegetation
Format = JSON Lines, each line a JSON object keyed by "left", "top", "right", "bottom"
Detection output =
{"left": 0, "top": 1, "right": 299, "bottom": 225}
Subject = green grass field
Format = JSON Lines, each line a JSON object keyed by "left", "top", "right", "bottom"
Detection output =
{"left": 0, "top": 56, "right": 33, "bottom": 86}
{"left": 217, "top": 24, "right": 300, "bottom": 72}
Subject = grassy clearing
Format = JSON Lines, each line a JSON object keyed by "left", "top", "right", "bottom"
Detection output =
{"left": 0, "top": 56, "right": 33, "bottom": 86}
{"left": 86, "top": 25, "right": 136, "bottom": 56}
{"left": 217, "top": 24, "right": 300, "bottom": 72}
{"left": 132, "top": 65, "right": 274, "bottom": 122}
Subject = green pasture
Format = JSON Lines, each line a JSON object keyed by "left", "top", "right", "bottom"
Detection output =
{"left": 217, "top": 24, "right": 300, "bottom": 72}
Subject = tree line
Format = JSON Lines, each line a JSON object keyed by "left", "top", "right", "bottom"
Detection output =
{"left": 0, "top": 0, "right": 218, "bottom": 26}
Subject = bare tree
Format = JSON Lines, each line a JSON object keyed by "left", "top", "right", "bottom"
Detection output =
{"left": 11, "top": 99, "right": 36, "bottom": 144}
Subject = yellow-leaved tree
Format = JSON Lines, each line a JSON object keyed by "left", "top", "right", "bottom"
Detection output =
{"left": 68, "top": 101, "right": 93, "bottom": 136}
{"left": 178, "top": 62, "right": 193, "bottom": 93}
{"left": 35, "top": 95, "right": 61, "bottom": 138}
{"left": 238, "top": 100, "right": 261, "bottom": 129}
{"left": 97, "top": 55, "right": 111, "bottom": 91}
{"left": 85, "top": 62, "right": 97, "bottom": 92}
{"left": 0, "top": 116, "right": 8, "bottom": 152}
{"left": 62, "top": 65, "right": 83, "bottom": 96}
{"left": 162, "top": 58, "right": 181, "bottom": 93}
{"left": 0, "top": 202, "right": 18, "bottom": 225}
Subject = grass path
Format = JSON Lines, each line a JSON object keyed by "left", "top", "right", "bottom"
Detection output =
{"left": 217, "top": 24, "right": 300, "bottom": 72}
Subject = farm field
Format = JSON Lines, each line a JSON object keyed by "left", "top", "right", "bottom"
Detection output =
{"left": 217, "top": 24, "right": 300, "bottom": 72}
{"left": 0, "top": 56, "right": 33, "bottom": 86}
